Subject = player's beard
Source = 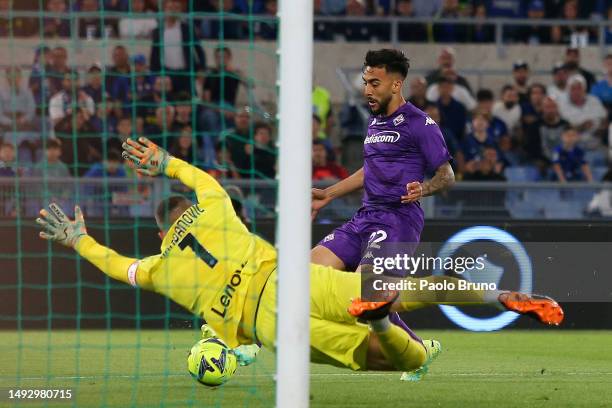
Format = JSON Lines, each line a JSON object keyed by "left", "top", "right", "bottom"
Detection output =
{"left": 369, "top": 94, "right": 392, "bottom": 116}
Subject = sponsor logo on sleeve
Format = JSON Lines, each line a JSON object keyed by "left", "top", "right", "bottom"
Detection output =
{"left": 425, "top": 116, "right": 436, "bottom": 126}
{"left": 323, "top": 233, "right": 335, "bottom": 243}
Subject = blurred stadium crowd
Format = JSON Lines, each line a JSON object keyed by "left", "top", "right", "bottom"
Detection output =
{"left": 1, "top": 0, "right": 612, "bottom": 219}
{"left": 3, "top": 0, "right": 612, "bottom": 44}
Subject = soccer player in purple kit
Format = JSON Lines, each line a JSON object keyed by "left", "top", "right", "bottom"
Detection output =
{"left": 311, "top": 49, "right": 456, "bottom": 380}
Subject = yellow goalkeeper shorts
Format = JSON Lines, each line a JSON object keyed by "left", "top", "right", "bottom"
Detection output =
{"left": 254, "top": 263, "right": 371, "bottom": 371}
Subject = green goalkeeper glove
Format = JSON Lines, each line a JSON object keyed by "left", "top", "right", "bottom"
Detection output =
{"left": 36, "top": 203, "right": 88, "bottom": 248}
{"left": 122, "top": 137, "right": 171, "bottom": 177}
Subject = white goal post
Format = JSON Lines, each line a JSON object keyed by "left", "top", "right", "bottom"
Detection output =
{"left": 276, "top": 0, "right": 313, "bottom": 407}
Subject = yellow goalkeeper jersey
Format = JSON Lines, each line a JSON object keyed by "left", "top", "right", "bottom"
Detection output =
{"left": 77, "top": 158, "right": 276, "bottom": 347}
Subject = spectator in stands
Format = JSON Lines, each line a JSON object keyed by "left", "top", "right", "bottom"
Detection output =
{"left": 312, "top": 85, "right": 333, "bottom": 139}
{"left": 83, "top": 149, "right": 128, "bottom": 215}
{"left": 0, "top": 142, "right": 15, "bottom": 176}
{"left": 43, "top": 0, "right": 71, "bottom": 38}
{"left": 208, "top": 142, "right": 241, "bottom": 180}
{"left": 169, "top": 126, "right": 199, "bottom": 164}
{"left": 474, "top": 89, "right": 508, "bottom": 141}
{"left": 78, "top": 0, "right": 117, "bottom": 39}
{"left": 119, "top": 0, "right": 157, "bottom": 39}
{"left": 31, "top": 139, "right": 70, "bottom": 178}
{"left": 221, "top": 106, "right": 251, "bottom": 174}
{"left": 463, "top": 146, "right": 506, "bottom": 181}
{"left": 172, "top": 93, "right": 198, "bottom": 147}
{"left": 552, "top": 127, "right": 593, "bottom": 182}
{"left": 29, "top": 46, "right": 52, "bottom": 114}
{"left": 563, "top": 48, "right": 596, "bottom": 91}
{"left": 519, "top": 0, "right": 550, "bottom": 44}
{"left": 411, "top": 0, "right": 442, "bottom": 16}
{"left": 312, "top": 140, "right": 348, "bottom": 181}
{"left": 313, "top": 0, "right": 335, "bottom": 41}
{"left": 547, "top": 61, "right": 568, "bottom": 101}
{"left": 521, "top": 83, "right": 546, "bottom": 127}
{"left": 84, "top": 149, "right": 126, "bottom": 178}
{"left": 144, "top": 105, "right": 175, "bottom": 147}
{"left": 436, "top": 76, "right": 468, "bottom": 140}
{"left": 433, "top": 0, "right": 468, "bottom": 43}
{"left": 106, "top": 45, "right": 132, "bottom": 117}
{"left": 590, "top": 54, "right": 612, "bottom": 119}
{"left": 198, "top": 0, "right": 245, "bottom": 40}
{"left": 395, "top": 0, "right": 427, "bottom": 42}
{"left": 425, "top": 47, "right": 472, "bottom": 94}
{"left": 606, "top": 6, "right": 612, "bottom": 45}
{"left": 137, "top": 75, "right": 174, "bottom": 132}
{"left": 470, "top": 3, "right": 494, "bottom": 43}
{"left": 0, "top": 67, "right": 36, "bottom": 132}
{"left": 492, "top": 84, "right": 521, "bottom": 137}
{"left": 82, "top": 64, "right": 109, "bottom": 132}
{"left": 408, "top": 76, "right": 431, "bottom": 111}
{"left": 201, "top": 47, "right": 246, "bottom": 132}
{"left": 551, "top": 0, "right": 592, "bottom": 46}
{"left": 339, "top": 0, "right": 384, "bottom": 42}
{"left": 49, "top": 47, "right": 70, "bottom": 98}
{"left": 558, "top": 74, "right": 607, "bottom": 151}
{"left": 245, "top": 122, "right": 276, "bottom": 179}
{"left": 150, "top": 0, "right": 206, "bottom": 94}
{"left": 255, "top": 0, "right": 278, "bottom": 40}
{"left": 512, "top": 60, "right": 530, "bottom": 105}
{"left": 312, "top": 113, "right": 335, "bottom": 160}
{"left": 523, "top": 96, "right": 568, "bottom": 170}
{"left": 319, "top": 0, "right": 346, "bottom": 15}
{"left": 427, "top": 68, "right": 476, "bottom": 111}
{"left": 131, "top": 54, "right": 154, "bottom": 98}
{"left": 460, "top": 112, "right": 498, "bottom": 175}
{"left": 49, "top": 70, "right": 101, "bottom": 175}
{"left": 0, "top": 0, "right": 33, "bottom": 37}
{"left": 424, "top": 104, "right": 459, "bottom": 159}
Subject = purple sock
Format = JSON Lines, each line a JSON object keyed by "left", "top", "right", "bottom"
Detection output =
{"left": 388, "top": 312, "right": 423, "bottom": 345}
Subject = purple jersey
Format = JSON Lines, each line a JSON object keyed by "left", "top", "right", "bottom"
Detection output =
{"left": 363, "top": 102, "right": 452, "bottom": 208}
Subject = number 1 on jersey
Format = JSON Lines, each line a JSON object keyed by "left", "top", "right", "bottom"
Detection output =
{"left": 179, "top": 233, "right": 218, "bottom": 268}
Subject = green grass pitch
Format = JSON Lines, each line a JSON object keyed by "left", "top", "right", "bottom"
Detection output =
{"left": 1, "top": 330, "right": 611, "bottom": 407}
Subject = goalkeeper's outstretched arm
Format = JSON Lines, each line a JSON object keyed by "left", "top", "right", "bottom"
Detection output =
{"left": 122, "top": 137, "right": 228, "bottom": 202}
{"left": 36, "top": 203, "right": 154, "bottom": 290}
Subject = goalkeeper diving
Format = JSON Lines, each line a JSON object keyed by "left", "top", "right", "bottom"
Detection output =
{"left": 36, "top": 137, "right": 564, "bottom": 377}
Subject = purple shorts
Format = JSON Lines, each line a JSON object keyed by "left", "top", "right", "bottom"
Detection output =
{"left": 318, "top": 206, "right": 423, "bottom": 272}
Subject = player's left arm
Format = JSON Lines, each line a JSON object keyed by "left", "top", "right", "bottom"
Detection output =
{"left": 401, "top": 119, "right": 455, "bottom": 203}
{"left": 122, "top": 137, "right": 227, "bottom": 202}
{"left": 36, "top": 203, "right": 154, "bottom": 290}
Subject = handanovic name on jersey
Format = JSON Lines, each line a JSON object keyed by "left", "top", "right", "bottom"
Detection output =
{"left": 161, "top": 203, "right": 205, "bottom": 258}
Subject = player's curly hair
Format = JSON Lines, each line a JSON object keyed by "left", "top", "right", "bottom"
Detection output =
{"left": 363, "top": 49, "right": 410, "bottom": 78}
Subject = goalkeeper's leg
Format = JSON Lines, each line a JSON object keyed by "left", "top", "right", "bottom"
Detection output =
{"left": 355, "top": 275, "right": 564, "bottom": 326}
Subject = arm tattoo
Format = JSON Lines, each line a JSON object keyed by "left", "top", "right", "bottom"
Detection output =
{"left": 421, "top": 163, "right": 455, "bottom": 197}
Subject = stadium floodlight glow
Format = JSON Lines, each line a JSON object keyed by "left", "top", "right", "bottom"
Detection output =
{"left": 434, "top": 226, "right": 533, "bottom": 332}
{"left": 276, "top": 0, "right": 313, "bottom": 407}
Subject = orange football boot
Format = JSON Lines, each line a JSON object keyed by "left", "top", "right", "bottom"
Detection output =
{"left": 348, "top": 290, "right": 399, "bottom": 320}
{"left": 499, "top": 292, "right": 564, "bottom": 326}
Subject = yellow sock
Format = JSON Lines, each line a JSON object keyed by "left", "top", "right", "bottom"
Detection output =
{"left": 373, "top": 323, "right": 427, "bottom": 371}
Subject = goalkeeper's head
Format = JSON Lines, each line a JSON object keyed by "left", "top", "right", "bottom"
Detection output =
{"left": 155, "top": 195, "right": 193, "bottom": 239}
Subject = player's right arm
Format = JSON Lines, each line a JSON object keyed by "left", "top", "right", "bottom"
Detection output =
{"left": 312, "top": 167, "right": 363, "bottom": 220}
{"left": 122, "top": 137, "right": 227, "bottom": 203}
{"left": 36, "top": 203, "right": 155, "bottom": 290}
